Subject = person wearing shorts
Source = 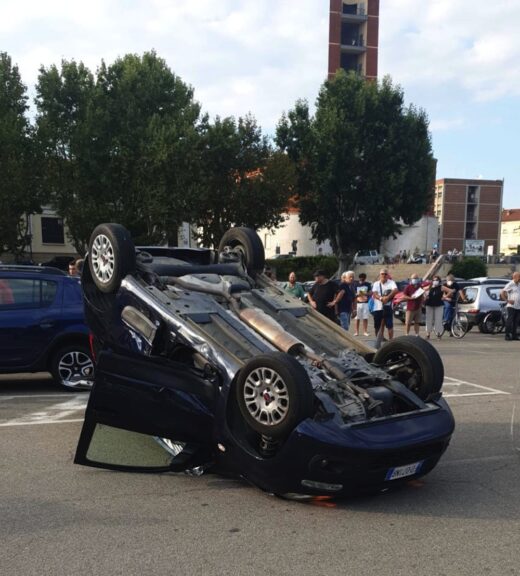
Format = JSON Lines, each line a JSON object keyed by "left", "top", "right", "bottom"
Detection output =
{"left": 371, "top": 269, "right": 398, "bottom": 340}
{"left": 354, "top": 273, "right": 372, "bottom": 336}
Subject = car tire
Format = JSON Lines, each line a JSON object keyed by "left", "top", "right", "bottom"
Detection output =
{"left": 235, "top": 352, "right": 314, "bottom": 439}
{"left": 373, "top": 336, "right": 444, "bottom": 401}
{"left": 51, "top": 344, "right": 94, "bottom": 390}
{"left": 218, "top": 227, "right": 265, "bottom": 275}
{"left": 88, "top": 223, "right": 136, "bottom": 294}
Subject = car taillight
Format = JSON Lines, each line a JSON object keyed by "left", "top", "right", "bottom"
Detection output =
{"left": 468, "top": 309, "right": 479, "bottom": 314}
{"left": 88, "top": 333, "right": 96, "bottom": 361}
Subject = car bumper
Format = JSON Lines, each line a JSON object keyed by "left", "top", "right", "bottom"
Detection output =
{"left": 221, "top": 399, "right": 455, "bottom": 497}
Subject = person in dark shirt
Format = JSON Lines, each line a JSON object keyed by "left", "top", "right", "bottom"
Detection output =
{"left": 442, "top": 274, "right": 462, "bottom": 331}
{"left": 307, "top": 269, "right": 337, "bottom": 321}
{"left": 424, "top": 275, "right": 454, "bottom": 339}
{"left": 354, "top": 273, "right": 372, "bottom": 336}
{"left": 329, "top": 270, "right": 355, "bottom": 330}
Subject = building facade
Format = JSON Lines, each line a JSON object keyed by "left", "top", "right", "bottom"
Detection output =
{"left": 434, "top": 178, "right": 503, "bottom": 255}
{"left": 328, "top": 0, "right": 379, "bottom": 80}
{"left": 257, "top": 209, "right": 332, "bottom": 260}
{"left": 500, "top": 209, "right": 520, "bottom": 255}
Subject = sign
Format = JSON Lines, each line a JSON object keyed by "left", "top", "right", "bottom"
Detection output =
{"left": 464, "top": 239, "right": 485, "bottom": 256}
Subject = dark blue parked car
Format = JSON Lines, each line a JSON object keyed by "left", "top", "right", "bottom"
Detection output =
{"left": 74, "top": 224, "right": 454, "bottom": 499}
{"left": 0, "top": 265, "right": 93, "bottom": 389}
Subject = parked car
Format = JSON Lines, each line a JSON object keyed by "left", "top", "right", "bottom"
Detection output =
{"left": 458, "top": 284, "right": 506, "bottom": 331}
{"left": 353, "top": 250, "right": 383, "bottom": 265}
{"left": 73, "top": 223, "right": 454, "bottom": 500}
{"left": 469, "top": 277, "right": 509, "bottom": 285}
{"left": 0, "top": 265, "right": 94, "bottom": 389}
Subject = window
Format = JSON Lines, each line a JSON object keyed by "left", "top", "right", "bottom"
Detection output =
{"left": 41, "top": 217, "right": 65, "bottom": 244}
{"left": 0, "top": 278, "right": 57, "bottom": 309}
{"left": 486, "top": 287, "right": 502, "bottom": 301}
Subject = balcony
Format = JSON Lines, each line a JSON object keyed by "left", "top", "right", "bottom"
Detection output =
{"left": 340, "top": 37, "right": 366, "bottom": 54}
{"left": 342, "top": 3, "right": 368, "bottom": 23}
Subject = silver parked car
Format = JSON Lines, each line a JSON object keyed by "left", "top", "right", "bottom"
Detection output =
{"left": 458, "top": 284, "right": 505, "bottom": 331}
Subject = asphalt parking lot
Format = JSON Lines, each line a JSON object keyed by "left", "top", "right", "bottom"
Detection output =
{"left": 1, "top": 325, "right": 519, "bottom": 576}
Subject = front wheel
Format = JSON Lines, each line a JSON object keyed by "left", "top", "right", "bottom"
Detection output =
{"left": 373, "top": 336, "right": 444, "bottom": 400}
{"left": 50, "top": 344, "right": 94, "bottom": 390}
{"left": 235, "top": 352, "right": 314, "bottom": 438}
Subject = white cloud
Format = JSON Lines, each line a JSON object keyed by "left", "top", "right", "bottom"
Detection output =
{"left": 380, "top": 0, "right": 520, "bottom": 101}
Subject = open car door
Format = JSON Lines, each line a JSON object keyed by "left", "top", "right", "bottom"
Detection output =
{"left": 74, "top": 350, "right": 215, "bottom": 473}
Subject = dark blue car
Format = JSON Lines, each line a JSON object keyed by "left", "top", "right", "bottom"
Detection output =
{"left": 0, "top": 265, "right": 93, "bottom": 389}
{"left": 74, "top": 224, "right": 454, "bottom": 499}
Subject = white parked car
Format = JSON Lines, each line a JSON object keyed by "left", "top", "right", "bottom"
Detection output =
{"left": 354, "top": 250, "right": 383, "bottom": 265}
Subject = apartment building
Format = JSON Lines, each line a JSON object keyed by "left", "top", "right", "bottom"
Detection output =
{"left": 328, "top": 0, "right": 379, "bottom": 79}
{"left": 500, "top": 208, "right": 520, "bottom": 255}
{"left": 434, "top": 178, "right": 503, "bottom": 255}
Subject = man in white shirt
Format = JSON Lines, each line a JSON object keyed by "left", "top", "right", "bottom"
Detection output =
{"left": 501, "top": 272, "right": 520, "bottom": 341}
{"left": 371, "top": 268, "right": 398, "bottom": 341}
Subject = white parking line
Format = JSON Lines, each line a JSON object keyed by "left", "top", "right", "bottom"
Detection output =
{"left": 443, "top": 377, "right": 510, "bottom": 397}
{"left": 0, "top": 395, "right": 88, "bottom": 427}
{"left": 0, "top": 393, "right": 80, "bottom": 401}
{"left": 0, "top": 418, "right": 84, "bottom": 427}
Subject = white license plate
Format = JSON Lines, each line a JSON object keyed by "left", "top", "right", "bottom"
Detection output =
{"left": 385, "top": 461, "right": 423, "bottom": 481}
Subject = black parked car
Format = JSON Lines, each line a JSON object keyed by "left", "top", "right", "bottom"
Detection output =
{"left": 74, "top": 224, "right": 455, "bottom": 499}
{"left": 0, "top": 265, "right": 93, "bottom": 389}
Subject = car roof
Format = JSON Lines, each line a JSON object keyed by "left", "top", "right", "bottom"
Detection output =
{"left": 0, "top": 265, "right": 66, "bottom": 276}
{"left": 469, "top": 277, "right": 509, "bottom": 284}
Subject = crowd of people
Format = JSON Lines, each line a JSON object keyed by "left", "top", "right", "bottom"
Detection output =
{"left": 282, "top": 268, "right": 520, "bottom": 343}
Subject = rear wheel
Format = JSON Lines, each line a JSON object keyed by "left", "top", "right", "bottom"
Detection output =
{"left": 51, "top": 344, "right": 94, "bottom": 390}
{"left": 451, "top": 312, "right": 469, "bottom": 339}
{"left": 235, "top": 352, "right": 314, "bottom": 439}
{"left": 481, "top": 312, "right": 501, "bottom": 334}
{"left": 373, "top": 336, "right": 444, "bottom": 400}
{"left": 218, "top": 227, "right": 265, "bottom": 275}
{"left": 88, "top": 223, "right": 136, "bottom": 293}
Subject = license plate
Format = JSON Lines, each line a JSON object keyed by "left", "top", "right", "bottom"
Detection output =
{"left": 385, "top": 461, "right": 423, "bottom": 481}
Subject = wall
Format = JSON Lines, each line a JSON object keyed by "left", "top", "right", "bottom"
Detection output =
{"left": 257, "top": 213, "right": 332, "bottom": 258}
{"left": 381, "top": 215, "right": 439, "bottom": 258}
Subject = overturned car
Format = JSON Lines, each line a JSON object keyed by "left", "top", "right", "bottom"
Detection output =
{"left": 75, "top": 223, "right": 455, "bottom": 499}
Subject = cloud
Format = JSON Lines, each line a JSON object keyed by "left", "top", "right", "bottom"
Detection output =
{"left": 380, "top": 0, "right": 520, "bottom": 101}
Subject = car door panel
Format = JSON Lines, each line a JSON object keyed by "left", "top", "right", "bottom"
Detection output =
{"left": 74, "top": 351, "right": 215, "bottom": 472}
{"left": 0, "top": 278, "right": 61, "bottom": 369}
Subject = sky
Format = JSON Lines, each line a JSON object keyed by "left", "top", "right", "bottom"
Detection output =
{"left": 2, "top": 0, "right": 519, "bottom": 208}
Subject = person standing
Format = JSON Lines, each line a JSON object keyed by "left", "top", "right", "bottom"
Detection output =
{"left": 500, "top": 272, "right": 520, "bottom": 341}
{"left": 442, "top": 274, "right": 462, "bottom": 332}
{"left": 371, "top": 269, "right": 398, "bottom": 341}
{"left": 424, "top": 275, "right": 454, "bottom": 339}
{"left": 354, "top": 272, "right": 372, "bottom": 336}
{"left": 329, "top": 271, "right": 355, "bottom": 331}
{"left": 402, "top": 273, "right": 424, "bottom": 336}
{"left": 283, "top": 271, "right": 305, "bottom": 300}
{"left": 307, "top": 269, "right": 337, "bottom": 322}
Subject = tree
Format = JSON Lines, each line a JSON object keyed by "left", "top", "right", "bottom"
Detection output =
{"left": 193, "top": 115, "right": 295, "bottom": 248}
{"left": 35, "top": 51, "right": 202, "bottom": 252}
{"left": 0, "top": 53, "right": 42, "bottom": 259}
{"left": 276, "top": 71, "right": 435, "bottom": 271}
{"left": 450, "top": 257, "right": 487, "bottom": 279}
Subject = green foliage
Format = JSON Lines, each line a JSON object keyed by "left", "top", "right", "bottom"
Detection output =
{"left": 35, "top": 51, "right": 202, "bottom": 251}
{"left": 193, "top": 115, "right": 295, "bottom": 248}
{"left": 0, "top": 53, "right": 43, "bottom": 259}
{"left": 449, "top": 257, "right": 487, "bottom": 279}
{"left": 266, "top": 255, "right": 338, "bottom": 282}
{"left": 276, "top": 71, "right": 435, "bottom": 271}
